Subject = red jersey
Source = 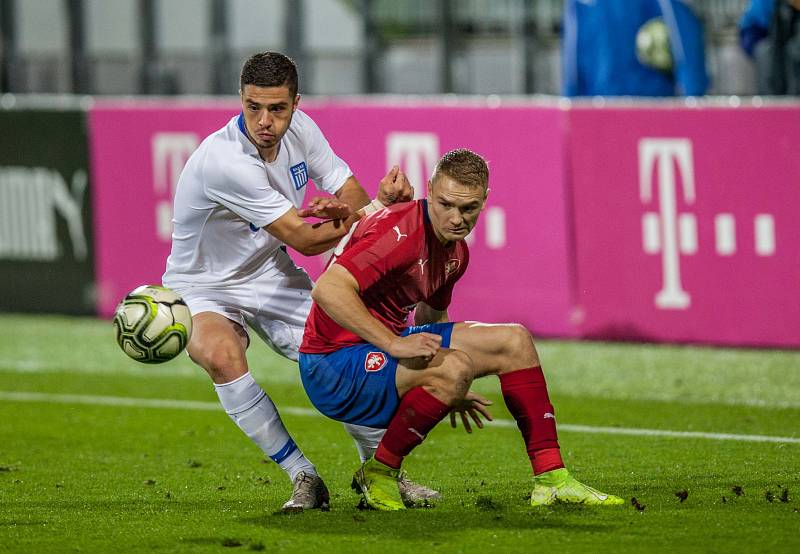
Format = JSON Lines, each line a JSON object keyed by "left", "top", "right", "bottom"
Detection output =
{"left": 300, "top": 200, "right": 469, "bottom": 353}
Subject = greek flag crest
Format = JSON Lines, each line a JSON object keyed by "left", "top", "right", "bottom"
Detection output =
{"left": 290, "top": 161, "right": 308, "bottom": 190}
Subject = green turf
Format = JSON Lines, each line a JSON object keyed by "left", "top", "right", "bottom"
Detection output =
{"left": 1, "top": 314, "right": 799, "bottom": 553}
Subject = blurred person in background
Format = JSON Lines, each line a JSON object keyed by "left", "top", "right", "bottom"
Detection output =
{"left": 562, "top": 0, "right": 709, "bottom": 97}
{"left": 739, "top": 0, "right": 800, "bottom": 94}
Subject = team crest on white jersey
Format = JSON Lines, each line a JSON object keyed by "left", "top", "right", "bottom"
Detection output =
{"left": 445, "top": 259, "right": 460, "bottom": 276}
{"left": 365, "top": 352, "right": 388, "bottom": 372}
{"left": 290, "top": 161, "right": 308, "bottom": 190}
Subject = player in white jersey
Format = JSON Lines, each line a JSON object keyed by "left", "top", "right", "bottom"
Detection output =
{"left": 163, "top": 52, "right": 435, "bottom": 512}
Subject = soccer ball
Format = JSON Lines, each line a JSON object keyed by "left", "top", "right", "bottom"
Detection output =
{"left": 636, "top": 17, "right": 673, "bottom": 72}
{"left": 113, "top": 285, "right": 192, "bottom": 364}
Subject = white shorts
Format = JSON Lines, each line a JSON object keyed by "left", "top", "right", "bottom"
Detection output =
{"left": 171, "top": 249, "right": 313, "bottom": 361}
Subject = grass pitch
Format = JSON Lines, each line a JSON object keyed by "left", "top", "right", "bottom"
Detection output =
{"left": 1, "top": 314, "right": 799, "bottom": 552}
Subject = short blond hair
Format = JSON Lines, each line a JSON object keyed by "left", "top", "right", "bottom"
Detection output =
{"left": 431, "top": 149, "right": 489, "bottom": 190}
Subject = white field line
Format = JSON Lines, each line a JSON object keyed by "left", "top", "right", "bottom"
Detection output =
{"left": 3, "top": 361, "right": 800, "bottom": 410}
{"left": 2, "top": 391, "right": 799, "bottom": 445}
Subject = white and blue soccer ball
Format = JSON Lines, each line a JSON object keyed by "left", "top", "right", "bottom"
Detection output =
{"left": 113, "top": 285, "right": 192, "bottom": 364}
{"left": 636, "top": 17, "right": 673, "bottom": 73}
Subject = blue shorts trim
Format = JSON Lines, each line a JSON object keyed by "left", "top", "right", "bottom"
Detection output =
{"left": 299, "top": 322, "right": 455, "bottom": 428}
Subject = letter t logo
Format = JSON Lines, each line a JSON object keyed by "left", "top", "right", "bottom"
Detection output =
{"left": 639, "top": 138, "right": 697, "bottom": 310}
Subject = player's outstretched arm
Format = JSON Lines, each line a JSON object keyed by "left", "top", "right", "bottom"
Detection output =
{"left": 313, "top": 264, "right": 441, "bottom": 360}
{"left": 296, "top": 197, "right": 353, "bottom": 219}
{"left": 265, "top": 206, "right": 355, "bottom": 256}
{"left": 333, "top": 176, "right": 370, "bottom": 211}
{"left": 289, "top": 165, "right": 414, "bottom": 256}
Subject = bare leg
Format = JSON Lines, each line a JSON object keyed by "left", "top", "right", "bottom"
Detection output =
{"left": 187, "top": 312, "right": 317, "bottom": 482}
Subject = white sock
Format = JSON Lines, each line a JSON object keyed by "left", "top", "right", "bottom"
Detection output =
{"left": 342, "top": 422, "right": 386, "bottom": 463}
{"left": 215, "top": 372, "right": 315, "bottom": 481}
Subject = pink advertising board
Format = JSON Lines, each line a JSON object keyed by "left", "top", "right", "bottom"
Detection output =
{"left": 300, "top": 101, "right": 575, "bottom": 334}
{"left": 567, "top": 106, "right": 800, "bottom": 347}
{"left": 89, "top": 99, "right": 577, "bottom": 336}
{"left": 89, "top": 101, "right": 238, "bottom": 317}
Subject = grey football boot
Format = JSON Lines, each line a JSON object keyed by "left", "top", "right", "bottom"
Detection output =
{"left": 398, "top": 471, "right": 442, "bottom": 506}
{"left": 281, "top": 471, "right": 330, "bottom": 512}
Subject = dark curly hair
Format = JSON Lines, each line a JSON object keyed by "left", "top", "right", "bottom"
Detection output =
{"left": 240, "top": 52, "right": 298, "bottom": 96}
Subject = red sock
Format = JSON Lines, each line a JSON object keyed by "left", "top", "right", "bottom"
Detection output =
{"left": 374, "top": 387, "right": 451, "bottom": 469}
{"left": 499, "top": 366, "right": 564, "bottom": 475}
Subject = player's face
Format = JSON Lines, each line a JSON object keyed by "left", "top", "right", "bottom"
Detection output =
{"left": 240, "top": 84, "right": 299, "bottom": 160}
{"left": 427, "top": 175, "right": 487, "bottom": 244}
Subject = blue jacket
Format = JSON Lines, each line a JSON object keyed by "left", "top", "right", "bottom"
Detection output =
{"left": 563, "top": 0, "right": 709, "bottom": 96}
{"left": 739, "top": 0, "right": 775, "bottom": 57}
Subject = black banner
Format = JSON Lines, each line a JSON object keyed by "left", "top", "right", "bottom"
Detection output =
{"left": 0, "top": 109, "right": 95, "bottom": 314}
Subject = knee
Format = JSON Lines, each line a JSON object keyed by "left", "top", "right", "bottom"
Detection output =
{"left": 189, "top": 340, "right": 246, "bottom": 380}
{"left": 426, "top": 350, "right": 474, "bottom": 403}
{"left": 504, "top": 324, "right": 539, "bottom": 363}
{"left": 445, "top": 350, "right": 474, "bottom": 387}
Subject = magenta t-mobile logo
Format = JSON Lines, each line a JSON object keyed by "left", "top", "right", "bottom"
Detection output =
{"left": 639, "top": 138, "right": 775, "bottom": 310}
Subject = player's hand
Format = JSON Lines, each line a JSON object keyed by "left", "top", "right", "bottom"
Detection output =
{"left": 297, "top": 197, "right": 352, "bottom": 220}
{"left": 449, "top": 391, "right": 493, "bottom": 433}
{"left": 389, "top": 332, "right": 441, "bottom": 362}
{"left": 377, "top": 165, "right": 414, "bottom": 205}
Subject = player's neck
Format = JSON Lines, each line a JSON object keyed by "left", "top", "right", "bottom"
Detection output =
{"left": 257, "top": 143, "right": 280, "bottom": 162}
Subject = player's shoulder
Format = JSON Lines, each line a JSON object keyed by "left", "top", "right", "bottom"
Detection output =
{"left": 373, "top": 200, "right": 423, "bottom": 228}
{"left": 201, "top": 116, "right": 247, "bottom": 155}
{"left": 291, "top": 108, "right": 315, "bottom": 127}
{"left": 385, "top": 199, "right": 422, "bottom": 216}
{"left": 201, "top": 116, "right": 260, "bottom": 177}
{"left": 285, "top": 109, "right": 322, "bottom": 142}
{"left": 352, "top": 200, "right": 421, "bottom": 240}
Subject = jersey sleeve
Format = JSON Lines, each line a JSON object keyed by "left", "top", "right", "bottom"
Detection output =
{"left": 334, "top": 209, "right": 419, "bottom": 291}
{"left": 295, "top": 110, "right": 353, "bottom": 195}
{"left": 425, "top": 246, "right": 470, "bottom": 311}
{"left": 202, "top": 142, "right": 293, "bottom": 228}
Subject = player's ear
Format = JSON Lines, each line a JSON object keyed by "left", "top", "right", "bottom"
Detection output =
{"left": 292, "top": 94, "right": 301, "bottom": 111}
{"left": 427, "top": 179, "right": 433, "bottom": 197}
{"left": 482, "top": 187, "right": 490, "bottom": 209}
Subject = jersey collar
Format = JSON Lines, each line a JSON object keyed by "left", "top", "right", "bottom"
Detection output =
{"left": 237, "top": 111, "right": 248, "bottom": 136}
{"left": 235, "top": 111, "right": 286, "bottom": 162}
{"left": 235, "top": 112, "right": 260, "bottom": 158}
{"left": 421, "top": 199, "right": 430, "bottom": 225}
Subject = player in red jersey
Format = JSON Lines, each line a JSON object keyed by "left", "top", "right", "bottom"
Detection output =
{"left": 299, "top": 149, "right": 623, "bottom": 510}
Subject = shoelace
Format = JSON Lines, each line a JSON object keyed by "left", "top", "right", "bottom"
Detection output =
{"left": 297, "top": 473, "right": 315, "bottom": 485}
{"left": 291, "top": 474, "right": 317, "bottom": 499}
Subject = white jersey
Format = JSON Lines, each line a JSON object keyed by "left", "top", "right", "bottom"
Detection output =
{"left": 163, "top": 109, "right": 352, "bottom": 288}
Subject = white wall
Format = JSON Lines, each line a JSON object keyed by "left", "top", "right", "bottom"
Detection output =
{"left": 158, "top": 0, "right": 210, "bottom": 51}
{"left": 307, "top": 0, "right": 361, "bottom": 51}
{"left": 230, "top": 0, "right": 285, "bottom": 51}
{"left": 18, "top": 0, "right": 66, "bottom": 54}
{"left": 15, "top": 0, "right": 326, "bottom": 55}
{"left": 87, "top": 0, "right": 137, "bottom": 54}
